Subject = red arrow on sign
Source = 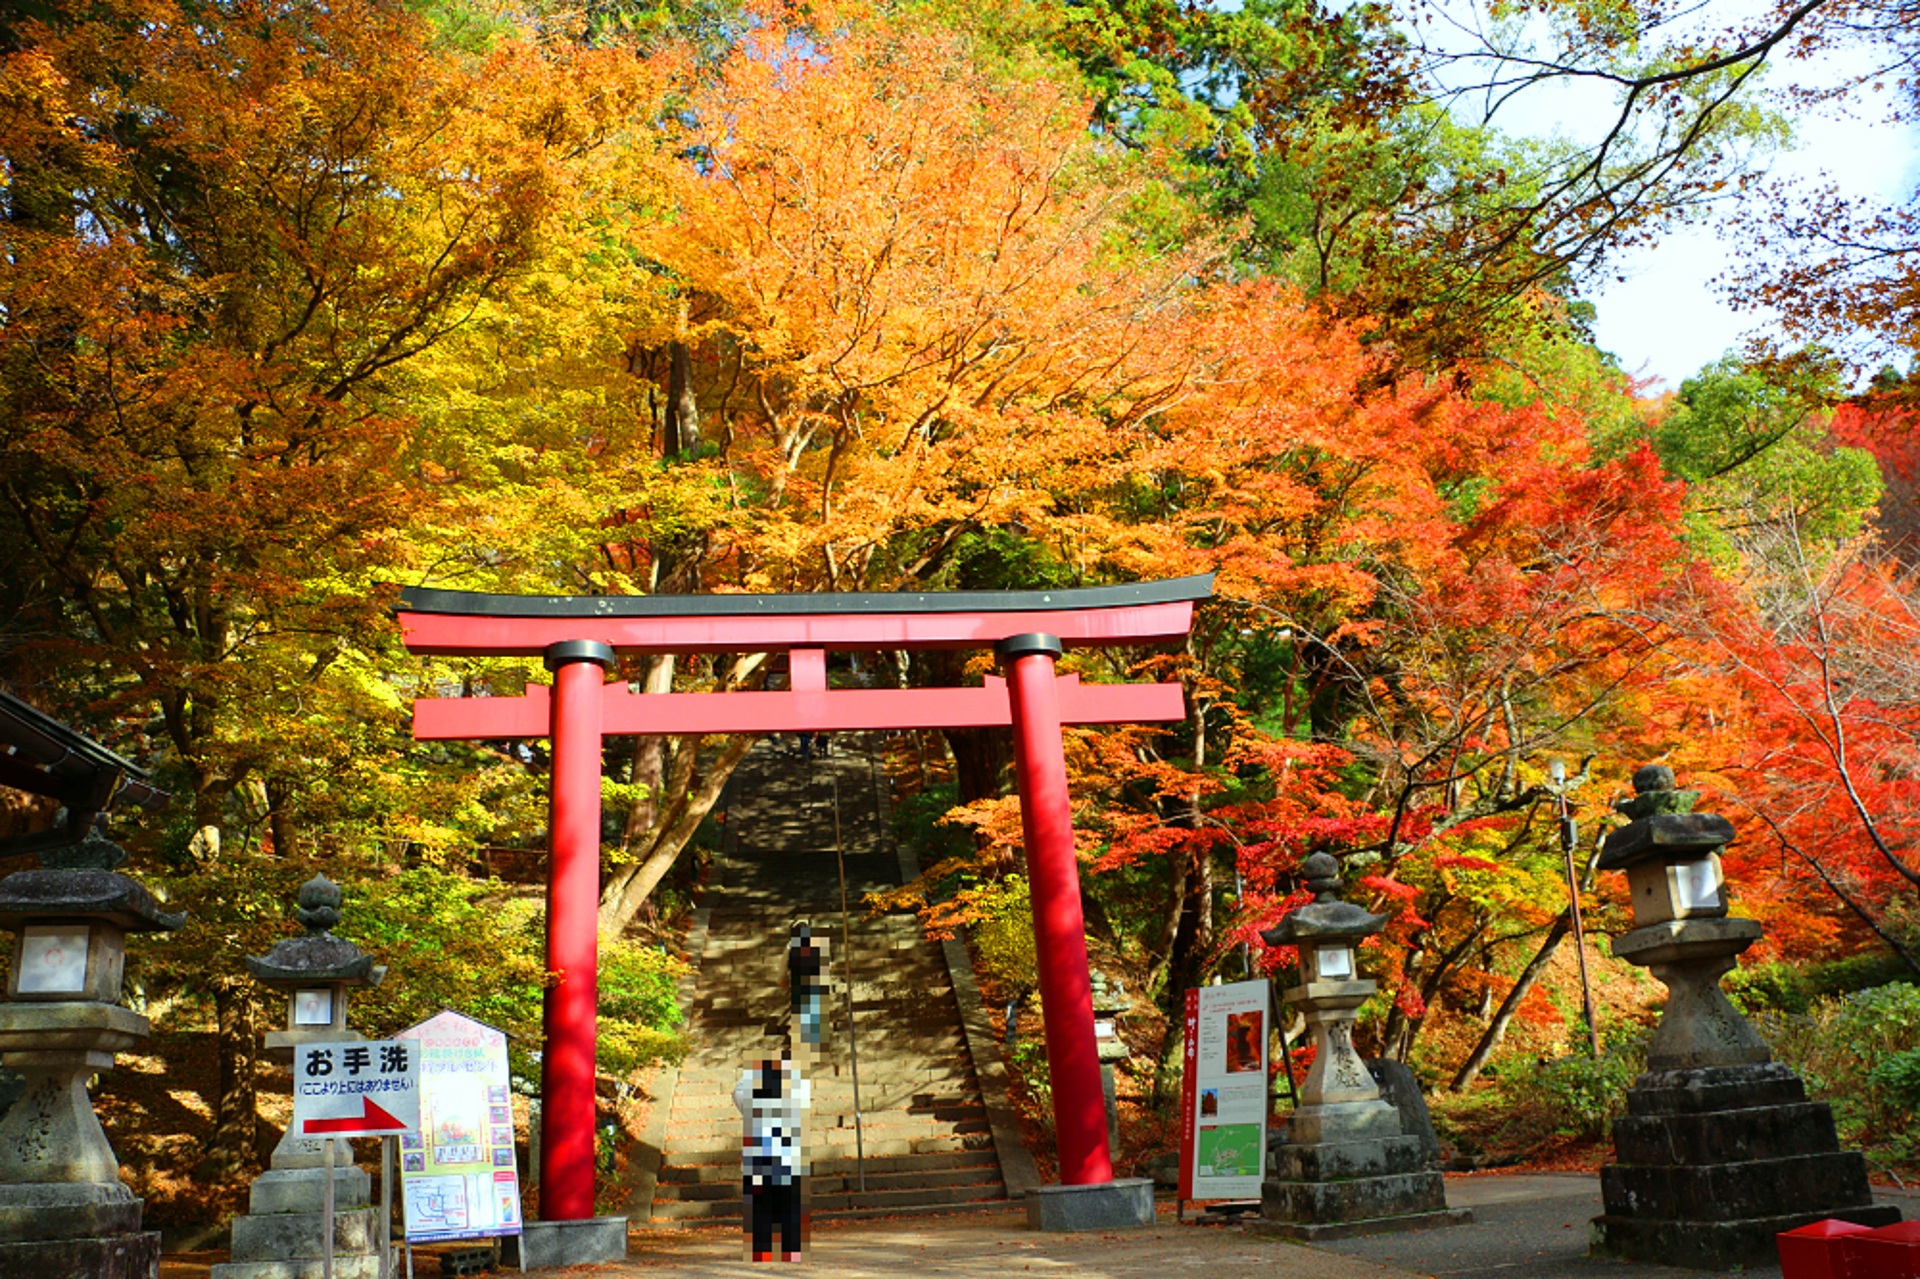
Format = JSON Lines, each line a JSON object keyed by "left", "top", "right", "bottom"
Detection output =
{"left": 301, "top": 1097, "right": 410, "bottom": 1135}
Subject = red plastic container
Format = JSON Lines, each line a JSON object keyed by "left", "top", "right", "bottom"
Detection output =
{"left": 1780, "top": 1220, "right": 1874, "bottom": 1279}
{"left": 1841, "top": 1220, "right": 1920, "bottom": 1279}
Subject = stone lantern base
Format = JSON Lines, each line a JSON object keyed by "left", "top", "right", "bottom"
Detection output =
{"left": 0, "top": 1184, "right": 160, "bottom": 1279}
{"left": 1248, "top": 1101, "right": 1470, "bottom": 1241}
{"left": 1593, "top": 1062, "right": 1899, "bottom": 1269}
{"left": 210, "top": 1164, "right": 387, "bottom": 1279}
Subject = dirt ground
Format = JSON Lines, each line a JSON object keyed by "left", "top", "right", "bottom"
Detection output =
{"left": 159, "top": 1203, "right": 1417, "bottom": 1279}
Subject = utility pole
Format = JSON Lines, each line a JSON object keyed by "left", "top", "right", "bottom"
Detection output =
{"left": 1551, "top": 760, "right": 1603, "bottom": 1057}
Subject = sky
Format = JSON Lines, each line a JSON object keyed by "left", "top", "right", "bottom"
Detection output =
{"left": 1507, "top": 44, "right": 1920, "bottom": 391}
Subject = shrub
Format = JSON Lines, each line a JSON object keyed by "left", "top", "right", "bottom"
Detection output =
{"left": 1767, "top": 981, "right": 1920, "bottom": 1164}
{"left": 1518, "top": 1025, "right": 1649, "bottom": 1140}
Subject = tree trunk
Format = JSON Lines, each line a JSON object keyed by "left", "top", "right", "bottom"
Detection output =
{"left": 201, "top": 973, "right": 260, "bottom": 1178}
{"left": 265, "top": 778, "right": 296, "bottom": 858}
{"left": 618, "top": 655, "right": 677, "bottom": 855}
{"left": 943, "top": 727, "right": 1012, "bottom": 805}
{"left": 1449, "top": 911, "right": 1572, "bottom": 1092}
{"left": 666, "top": 339, "right": 700, "bottom": 458}
{"left": 598, "top": 733, "right": 756, "bottom": 936}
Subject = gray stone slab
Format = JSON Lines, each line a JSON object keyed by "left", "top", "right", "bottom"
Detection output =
{"left": 227, "top": 1207, "right": 379, "bottom": 1261}
{"left": 1262, "top": 1169, "right": 1449, "bottom": 1223}
{"left": 209, "top": 1254, "right": 383, "bottom": 1279}
{"left": 0, "top": 1196, "right": 143, "bottom": 1242}
{"left": 246, "top": 1165, "right": 371, "bottom": 1215}
{"left": 1024, "top": 1178, "right": 1154, "bottom": 1231}
{"left": 501, "top": 1216, "right": 630, "bottom": 1268}
{"left": 0, "top": 1230, "right": 161, "bottom": 1279}
{"left": 1269, "top": 1134, "right": 1428, "bottom": 1183}
{"left": 1365, "top": 1059, "right": 1441, "bottom": 1169}
{"left": 1594, "top": 1202, "right": 1901, "bottom": 1270}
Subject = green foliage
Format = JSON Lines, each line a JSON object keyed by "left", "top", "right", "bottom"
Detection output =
{"left": 337, "top": 869, "right": 547, "bottom": 1048}
{"left": 1766, "top": 983, "right": 1920, "bottom": 1162}
{"left": 1516, "top": 1027, "right": 1648, "bottom": 1139}
{"left": 967, "top": 876, "right": 1039, "bottom": 995}
{"left": 596, "top": 939, "right": 690, "bottom": 1077}
{"left": 1651, "top": 352, "right": 1884, "bottom": 553}
{"left": 1728, "top": 952, "right": 1916, "bottom": 1016}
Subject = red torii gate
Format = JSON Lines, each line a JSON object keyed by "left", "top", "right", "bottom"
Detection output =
{"left": 396, "top": 575, "right": 1211, "bottom": 1225}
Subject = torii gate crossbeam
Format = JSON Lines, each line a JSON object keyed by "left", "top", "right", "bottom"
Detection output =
{"left": 395, "top": 575, "right": 1212, "bottom": 1227}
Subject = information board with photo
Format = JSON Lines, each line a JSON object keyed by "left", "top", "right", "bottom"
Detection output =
{"left": 1177, "top": 980, "right": 1269, "bottom": 1201}
{"left": 396, "top": 1010, "right": 523, "bottom": 1242}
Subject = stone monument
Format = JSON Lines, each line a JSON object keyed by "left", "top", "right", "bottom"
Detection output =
{"left": 1248, "top": 853, "right": 1467, "bottom": 1240}
{"left": 0, "top": 829, "right": 185, "bottom": 1279}
{"left": 1592, "top": 765, "right": 1900, "bottom": 1268}
{"left": 212, "top": 875, "right": 391, "bottom": 1279}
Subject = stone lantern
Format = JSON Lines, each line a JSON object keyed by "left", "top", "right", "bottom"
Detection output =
{"left": 249, "top": 874, "right": 387, "bottom": 1071}
{"left": 1592, "top": 766, "right": 1899, "bottom": 1268}
{"left": 0, "top": 829, "right": 185, "bottom": 1279}
{"left": 1090, "top": 974, "right": 1130, "bottom": 1155}
{"left": 211, "top": 875, "right": 390, "bottom": 1279}
{"left": 1248, "top": 853, "right": 1465, "bottom": 1240}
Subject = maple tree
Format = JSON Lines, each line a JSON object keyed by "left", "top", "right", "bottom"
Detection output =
{"left": 0, "top": 0, "right": 650, "bottom": 1172}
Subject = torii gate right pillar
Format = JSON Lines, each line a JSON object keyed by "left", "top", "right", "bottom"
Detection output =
{"left": 1000, "top": 633, "right": 1112, "bottom": 1185}
{"left": 1000, "top": 634, "right": 1154, "bottom": 1227}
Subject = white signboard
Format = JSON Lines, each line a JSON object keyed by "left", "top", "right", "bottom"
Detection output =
{"left": 293, "top": 1040, "right": 421, "bottom": 1138}
{"left": 1179, "top": 980, "right": 1269, "bottom": 1200}
{"left": 396, "top": 1010, "right": 523, "bottom": 1242}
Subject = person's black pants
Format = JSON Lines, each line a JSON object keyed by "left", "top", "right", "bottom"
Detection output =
{"left": 744, "top": 1179, "right": 802, "bottom": 1256}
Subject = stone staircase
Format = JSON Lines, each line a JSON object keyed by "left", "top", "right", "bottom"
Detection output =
{"left": 636, "top": 739, "right": 1034, "bottom": 1223}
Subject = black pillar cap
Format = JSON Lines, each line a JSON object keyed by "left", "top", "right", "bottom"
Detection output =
{"left": 996, "top": 632, "right": 1063, "bottom": 661}
{"left": 543, "top": 639, "right": 616, "bottom": 671}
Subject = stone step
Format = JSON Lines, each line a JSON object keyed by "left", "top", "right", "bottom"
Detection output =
{"left": 649, "top": 1183, "right": 1009, "bottom": 1220}
{"left": 657, "top": 1165, "right": 1005, "bottom": 1199}
{"left": 660, "top": 1151, "right": 1000, "bottom": 1184}
{"left": 664, "top": 1131, "right": 994, "bottom": 1165}
{"left": 229, "top": 1208, "right": 381, "bottom": 1262}
{"left": 212, "top": 1254, "right": 385, "bottom": 1279}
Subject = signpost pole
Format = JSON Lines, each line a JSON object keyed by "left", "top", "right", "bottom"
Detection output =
{"left": 323, "top": 1135, "right": 336, "bottom": 1279}
{"left": 381, "top": 1136, "right": 394, "bottom": 1279}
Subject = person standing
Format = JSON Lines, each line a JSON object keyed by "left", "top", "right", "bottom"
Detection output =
{"left": 735, "top": 1052, "right": 810, "bottom": 1261}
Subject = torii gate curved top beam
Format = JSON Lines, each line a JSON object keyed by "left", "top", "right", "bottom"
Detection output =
{"left": 395, "top": 573, "right": 1213, "bottom": 656}
{"left": 393, "top": 575, "right": 1212, "bottom": 1230}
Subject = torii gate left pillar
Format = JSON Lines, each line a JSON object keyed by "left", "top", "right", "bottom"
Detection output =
{"left": 397, "top": 575, "right": 1212, "bottom": 1238}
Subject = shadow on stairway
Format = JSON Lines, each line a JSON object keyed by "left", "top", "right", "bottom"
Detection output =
{"left": 632, "top": 735, "right": 1038, "bottom": 1225}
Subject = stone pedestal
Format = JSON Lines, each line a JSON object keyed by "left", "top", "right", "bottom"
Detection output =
{"left": 1593, "top": 1062, "right": 1898, "bottom": 1269}
{"left": 1025, "top": 1179, "right": 1155, "bottom": 1231}
{"left": 211, "top": 1163, "right": 387, "bottom": 1279}
{"left": 501, "top": 1216, "right": 630, "bottom": 1267}
{"left": 1249, "top": 1098, "right": 1466, "bottom": 1241}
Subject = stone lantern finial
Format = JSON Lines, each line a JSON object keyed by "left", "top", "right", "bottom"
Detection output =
{"left": 294, "top": 873, "right": 343, "bottom": 934}
{"left": 1301, "top": 852, "right": 1342, "bottom": 901}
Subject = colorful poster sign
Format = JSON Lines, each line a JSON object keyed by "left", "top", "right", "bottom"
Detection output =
{"left": 396, "top": 1010, "right": 523, "bottom": 1242}
{"left": 1178, "top": 980, "right": 1269, "bottom": 1201}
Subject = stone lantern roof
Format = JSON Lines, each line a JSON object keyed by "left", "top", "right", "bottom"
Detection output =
{"left": 1596, "top": 764, "right": 1735, "bottom": 871}
{"left": 245, "top": 874, "right": 386, "bottom": 987}
{"left": 1259, "top": 852, "right": 1388, "bottom": 948}
{"left": 0, "top": 831, "right": 185, "bottom": 933}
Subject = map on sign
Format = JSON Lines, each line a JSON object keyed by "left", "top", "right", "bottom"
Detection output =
{"left": 293, "top": 1040, "right": 421, "bottom": 1139}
